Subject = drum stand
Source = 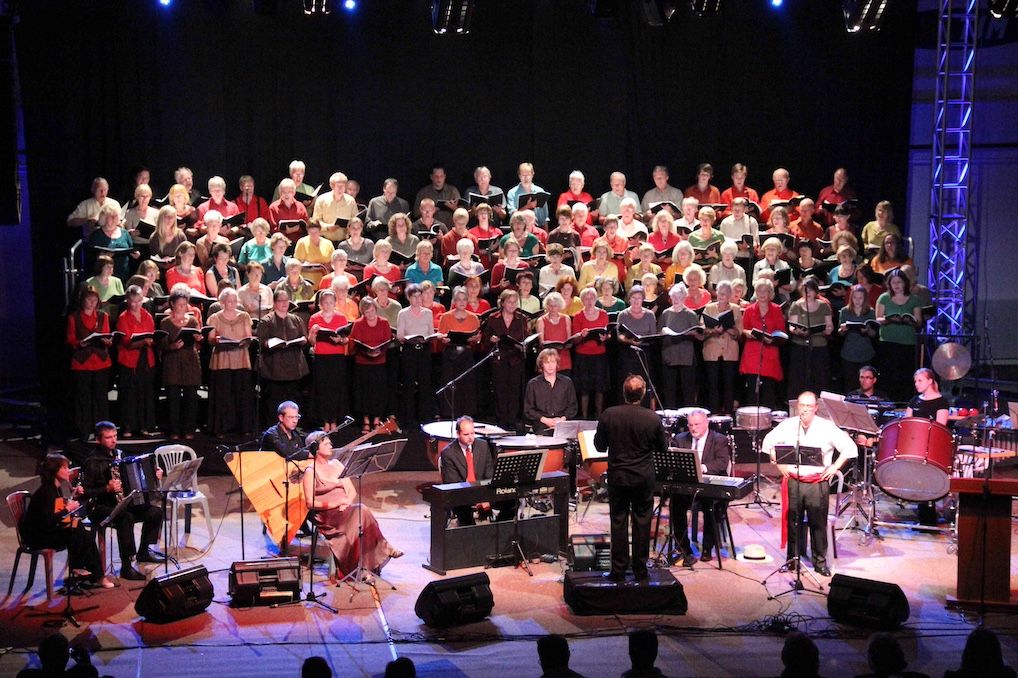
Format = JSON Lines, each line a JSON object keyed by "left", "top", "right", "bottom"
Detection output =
{"left": 834, "top": 443, "right": 883, "bottom": 547}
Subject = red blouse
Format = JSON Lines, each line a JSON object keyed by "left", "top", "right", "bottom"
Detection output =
{"left": 116, "top": 308, "right": 156, "bottom": 368}
{"left": 309, "top": 311, "right": 350, "bottom": 356}
{"left": 572, "top": 308, "right": 609, "bottom": 356}
{"left": 350, "top": 316, "right": 391, "bottom": 366}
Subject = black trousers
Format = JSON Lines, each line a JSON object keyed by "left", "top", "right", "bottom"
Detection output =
{"left": 491, "top": 358, "right": 523, "bottom": 431}
{"left": 744, "top": 375, "right": 778, "bottom": 411}
{"left": 119, "top": 360, "right": 155, "bottom": 434}
{"left": 667, "top": 494, "right": 695, "bottom": 558}
{"left": 400, "top": 345, "right": 435, "bottom": 425}
{"left": 27, "top": 524, "right": 102, "bottom": 578}
{"left": 72, "top": 368, "right": 109, "bottom": 439}
{"left": 698, "top": 499, "right": 726, "bottom": 556}
{"left": 89, "top": 501, "right": 163, "bottom": 562}
{"left": 661, "top": 363, "right": 697, "bottom": 409}
{"left": 608, "top": 480, "right": 654, "bottom": 578}
{"left": 786, "top": 478, "right": 829, "bottom": 568}
{"left": 704, "top": 358, "right": 738, "bottom": 415}
{"left": 166, "top": 385, "right": 198, "bottom": 436}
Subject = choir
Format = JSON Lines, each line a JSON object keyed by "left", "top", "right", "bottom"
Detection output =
{"left": 64, "top": 163, "right": 929, "bottom": 440}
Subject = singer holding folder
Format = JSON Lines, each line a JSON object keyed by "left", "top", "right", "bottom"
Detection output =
{"left": 762, "top": 392, "right": 856, "bottom": 577}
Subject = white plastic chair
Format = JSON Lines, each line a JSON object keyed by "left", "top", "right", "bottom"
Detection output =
{"left": 154, "top": 445, "right": 214, "bottom": 553}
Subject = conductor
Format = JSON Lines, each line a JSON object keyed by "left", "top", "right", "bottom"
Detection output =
{"left": 594, "top": 375, "right": 668, "bottom": 583}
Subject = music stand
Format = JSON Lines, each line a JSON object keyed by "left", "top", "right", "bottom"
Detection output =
{"left": 554, "top": 420, "right": 597, "bottom": 502}
{"left": 336, "top": 439, "right": 407, "bottom": 598}
{"left": 485, "top": 450, "right": 546, "bottom": 575}
{"left": 651, "top": 447, "right": 698, "bottom": 566}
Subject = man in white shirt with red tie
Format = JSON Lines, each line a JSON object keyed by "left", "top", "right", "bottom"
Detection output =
{"left": 670, "top": 409, "right": 732, "bottom": 566}
{"left": 439, "top": 416, "right": 514, "bottom": 525}
{"left": 762, "top": 391, "right": 856, "bottom": 577}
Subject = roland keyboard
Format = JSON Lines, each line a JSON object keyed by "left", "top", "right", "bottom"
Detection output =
{"left": 656, "top": 474, "right": 753, "bottom": 501}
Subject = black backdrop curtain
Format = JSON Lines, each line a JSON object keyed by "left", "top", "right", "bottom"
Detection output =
{"left": 18, "top": 0, "right": 916, "bottom": 413}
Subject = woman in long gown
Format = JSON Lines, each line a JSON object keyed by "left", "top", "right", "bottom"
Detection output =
{"left": 302, "top": 431, "right": 403, "bottom": 579}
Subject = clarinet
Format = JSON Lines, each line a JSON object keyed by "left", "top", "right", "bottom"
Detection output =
{"left": 111, "top": 450, "right": 124, "bottom": 503}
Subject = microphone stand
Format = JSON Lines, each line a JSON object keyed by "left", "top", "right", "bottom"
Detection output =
{"left": 436, "top": 340, "right": 500, "bottom": 430}
{"left": 735, "top": 311, "right": 778, "bottom": 513}
{"left": 222, "top": 436, "right": 262, "bottom": 561}
{"left": 629, "top": 342, "right": 661, "bottom": 411}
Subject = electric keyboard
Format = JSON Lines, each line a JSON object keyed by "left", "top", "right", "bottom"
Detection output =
{"left": 656, "top": 474, "right": 753, "bottom": 501}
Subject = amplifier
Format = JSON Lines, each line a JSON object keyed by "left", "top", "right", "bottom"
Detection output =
{"left": 229, "top": 557, "right": 302, "bottom": 607}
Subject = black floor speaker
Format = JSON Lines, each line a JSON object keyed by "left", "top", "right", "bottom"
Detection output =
{"left": 569, "top": 534, "right": 611, "bottom": 571}
{"left": 135, "top": 565, "right": 214, "bottom": 622}
{"left": 564, "top": 569, "right": 687, "bottom": 616}
{"left": 229, "top": 557, "right": 302, "bottom": 607}
{"left": 415, "top": 572, "right": 494, "bottom": 627}
{"left": 827, "top": 573, "right": 910, "bottom": 630}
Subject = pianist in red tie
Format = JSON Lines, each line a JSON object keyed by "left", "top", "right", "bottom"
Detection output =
{"left": 439, "top": 416, "right": 516, "bottom": 525}
{"left": 670, "top": 409, "right": 733, "bottom": 565}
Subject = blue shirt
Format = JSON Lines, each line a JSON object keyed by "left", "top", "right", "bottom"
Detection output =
{"left": 506, "top": 182, "right": 549, "bottom": 225}
{"left": 405, "top": 261, "right": 444, "bottom": 286}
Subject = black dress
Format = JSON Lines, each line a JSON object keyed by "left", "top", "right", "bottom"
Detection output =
{"left": 21, "top": 483, "right": 103, "bottom": 580}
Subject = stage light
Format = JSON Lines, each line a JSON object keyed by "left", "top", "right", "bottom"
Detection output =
{"left": 343, "top": 0, "right": 356, "bottom": 9}
{"left": 432, "top": 0, "right": 475, "bottom": 35}
{"left": 771, "top": 0, "right": 783, "bottom": 7}
{"left": 990, "top": 0, "right": 1018, "bottom": 18}
{"left": 843, "top": 0, "right": 890, "bottom": 31}
{"left": 159, "top": 0, "right": 171, "bottom": 6}
{"left": 690, "top": 0, "right": 721, "bottom": 16}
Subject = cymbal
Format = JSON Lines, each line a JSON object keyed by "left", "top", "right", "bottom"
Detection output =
{"left": 932, "top": 342, "right": 971, "bottom": 380}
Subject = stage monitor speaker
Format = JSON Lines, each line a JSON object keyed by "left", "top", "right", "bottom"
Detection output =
{"left": 415, "top": 572, "right": 493, "bottom": 627}
{"left": 570, "top": 533, "right": 611, "bottom": 571}
{"left": 135, "top": 565, "right": 214, "bottom": 622}
{"left": 229, "top": 557, "right": 301, "bottom": 607}
{"left": 828, "top": 574, "right": 909, "bottom": 630}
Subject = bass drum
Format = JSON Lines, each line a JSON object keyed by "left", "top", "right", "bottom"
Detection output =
{"left": 874, "top": 417, "right": 955, "bottom": 502}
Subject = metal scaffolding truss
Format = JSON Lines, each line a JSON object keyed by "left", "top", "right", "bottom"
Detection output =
{"left": 928, "top": 0, "right": 978, "bottom": 339}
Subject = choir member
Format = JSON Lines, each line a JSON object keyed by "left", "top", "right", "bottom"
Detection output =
{"left": 67, "top": 285, "right": 111, "bottom": 439}
{"left": 165, "top": 241, "right": 206, "bottom": 296}
{"left": 438, "top": 286, "right": 481, "bottom": 417}
{"left": 627, "top": 243, "right": 664, "bottom": 290}
{"left": 687, "top": 206, "right": 725, "bottom": 267}
{"left": 168, "top": 182, "right": 199, "bottom": 231}
{"left": 596, "top": 276, "right": 625, "bottom": 313}
{"left": 204, "top": 242, "right": 240, "bottom": 297}
{"left": 467, "top": 202, "right": 500, "bottom": 267}
{"left": 277, "top": 258, "right": 316, "bottom": 308}
{"left": 338, "top": 216, "right": 374, "bottom": 269}
{"left": 194, "top": 176, "right": 240, "bottom": 238}
{"left": 363, "top": 240, "right": 402, "bottom": 285}
{"left": 207, "top": 287, "right": 256, "bottom": 436}
{"left": 67, "top": 176, "right": 122, "bottom": 234}
{"left": 647, "top": 211, "right": 680, "bottom": 263}
{"left": 870, "top": 232, "right": 913, "bottom": 274}
{"left": 596, "top": 171, "right": 640, "bottom": 225}
{"left": 516, "top": 271, "right": 542, "bottom": 316}
{"left": 538, "top": 243, "right": 576, "bottom": 296}
{"left": 787, "top": 277, "right": 834, "bottom": 398}
{"left": 682, "top": 264, "right": 711, "bottom": 311}
{"left": 385, "top": 212, "right": 419, "bottom": 264}
{"left": 571, "top": 202, "right": 601, "bottom": 246}
{"left": 641, "top": 165, "right": 685, "bottom": 221}
{"left": 269, "top": 178, "right": 309, "bottom": 245}
{"left": 616, "top": 198, "right": 647, "bottom": 241}
{"left": 683, "top": 162, "right": 721, "bottom": 205}
{"left": 491, "top": 238, "right": 527, "bottom": 291}
{"left": 235, "top": 174, "right": 270, "bottom": 228}
{"left": 271, "top": 159, "right": 315, "bottom": 203}
{"left": 816, "top": 168, "right": 858, "bottom": 226}
{"left": 702, "top": 280, "right": 743, "bottom": 415}
{"left": 239, "top": 261, "right": 273, "bottom": 320}
{"left": 860, "top": 200, "right": 901, "bottom": 252}
{"left": 122, "top": 183, "right": 159, "bottom": 241}
{"left": 263, "top": 232, "right": 291, "bottom": 287}
{"left": 405, "top": 239, "right": 444, "bottom": 287}
{"left": 838, "top": 285, "right": 878, "bottom": 391}
{"left": 256, "top": 288, "right": 310, "bottom": 423}
{"left": 447, "top": 238, "right": 485, "bottom": 283}
{"left": 790, "top": 198, "right": 823, "bottom": 242}
{"left": 752, "top": 237, "right": 793, "bottom": 299}
{"left": 665, "top": 240, "right": 695, "bottom": 287}
{"left": 85, "top": 255, "right": 125, "bottom": 305}
{"left": 349, "top": 297, "right": 391, "bottom": 432}
{"left": 294, "top": 222, "right": 334, "bottom": 287}
{"left": 708, "top": 241, "right": 747, "bottom": 292}
{"left": 464, "top": 275, "right": 490, "bottom": 315}
{"left": 500, "top": 212, "right": 541, "bottom": 257}
{"left": 740, "top": 279, "right": 786, "bottom": 410}
{"left": 308, "top": 288, "right": 350, "bottom": 433}
{"left": 658, "top": 283, "right": 703, "bottom": 408}
{"left": 465, "top": 166, "right": 508, "bottom": 224}
{"left": 557, "top": 170, "right": 597, "bottom": 223}
{"left": 149, "top": 204, "right": 187, "bottom": 259}
{"left": 482, "top": 289, "right": 529, "bottom": 430}
{"left": 571, "top": 287, "right": 611, "bottom": 419}
{"left": 555, "top": 276, "right": 582, "bottom": 317}
{"left": 441, "top": 208, "right": 479, "bottom": 262}
{"left": 875, "top": 270, "right": 921, "bottom": 403}
{"left": 578, "top": 239, "right": 619, "bottom": 291}
{"left": 159, "top": 287, "right": 203, "bottom": 439}
{"left": 414, "top": 164, "right": 461, "bottom": 229}
{"left": 396, "top": 284, "right": 436, "bottom": 425}
{"left": 195, "top": 210, "right": 231, "bottom": 267}
{"left": 719, "top": 163, "right": 760, "bottom": 219}
{"left": 640, "top": 273, "right": 668, "bottom": 316}
{"left": 238, "top": 218, "right": 272, "bottom": 267}
{"left": 320, "top": 248, "right": 359, "bottom": 291}
{"left": 366, "top": 178, "right": 411, "bottom": 239}
{"left": 547, "top": 205, "right": 581, "bottom": 250}
{"left": 616, "top": 285, "right": 657, "bottom": 405}
{"left": 759, "top": 168, "right": 800, "bottom": 223}
{"left": 310, "top": 172, "right": 358, "bottom": 243}
{"left": 116, "top": 285, "right": 156, "bottom": 437}
{"left": 506, "top": 162, "right": 550, "bottom": 226}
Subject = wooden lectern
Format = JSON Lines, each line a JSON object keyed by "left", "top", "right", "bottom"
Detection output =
{"left": 947, "top": 477, "right": 1018, "bottom": 611}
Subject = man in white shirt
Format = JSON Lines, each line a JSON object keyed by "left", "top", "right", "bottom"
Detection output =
{"left": 310, "top": 172, "right": 359, "bottom": 243}
{"left": 596, "top": 172, "right": 640, "bottom": 224}
{"left": 719, "top": 197, "right": 760, "bottom": 277}
{"left": 762, "top": 391, "right": 856, "bottom": 576}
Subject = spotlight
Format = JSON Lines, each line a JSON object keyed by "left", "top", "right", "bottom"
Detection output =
{"left": 432, "top": 0, "right": 474, "bottom": 35}
{"left": 771, "top": 0, "right": 782, "bottom": 6}
{"left": 690, "top": 0, "right": 721, "bottom": 16}
{"left": 990, "top": 0, "right": 1018, "bottom": 18}
{"left": 159, "top": 0, "right": 171, "bottom": 6}
{"left": 843, "top": 0, "right": 890, "bottom": 32}
{"left": 343, "top": 0, "right": 356, "bottom": 9}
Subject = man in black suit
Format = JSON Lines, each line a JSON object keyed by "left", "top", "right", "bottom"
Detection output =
{"left": 439, "top": 416, "right": 514, "bottom": 524}
{"left": 671, "top": 408, "right": 732, "bottom": 565}
{"left": 594, "top": 375, "right": 668, "bottom": 583}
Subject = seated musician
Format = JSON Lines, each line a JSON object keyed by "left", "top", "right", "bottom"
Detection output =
{"left": 762, "top": 392, "right": 856, "bottom": 578}
{"left": 439, "top": 416, "right": 515, "bottom": 525}
{"left": 302, "top": 431, "right": 403, "bottom": 580}
{"left": 907, "top": 367, "right": 950, "bottom": 527}
{"left": 81, "top": 421, "right": 164, "bottom": 581}
{"left": 670, "top": 409, "right": 731, "bottom": 566}
{"left": 524, "top": 348, "right": 578, "bottom": 436}
{"left": 846, "top": 365, "right": 890, "bottom": 403}
{"left": 23, "top": 453, "right": 113, "bottom": 588}
{"left": 262, "top": 401, "right": 307, "bottom": 460}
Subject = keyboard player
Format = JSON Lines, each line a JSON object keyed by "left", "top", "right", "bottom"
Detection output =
{"left": 439, "top": 416, "right": 515, "bottom": 525}
{"left": 670, "top": 409, "right": 732, "bottom": 565}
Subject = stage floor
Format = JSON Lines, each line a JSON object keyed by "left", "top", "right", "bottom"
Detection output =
{"left": 1, "top": 439, "right": 1016, "bottom": 677}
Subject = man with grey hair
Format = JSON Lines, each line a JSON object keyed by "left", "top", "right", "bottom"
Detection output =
{"left": 366, "top": 178, "right": 410, "bottom": 239}
{"left": 670, "top": 407, "right": 733, "bottom": 565}
{"left": 596, "top": 171, "right": 639, "bottom": 224}
{"left": 67, "top": 177, "right": 122, "bottom": 233}
{"left": 310, "top": 171, "right": 358, "bottom": 243}
{"left": 272, "top": 159, "right": 315, "bottom": 205}
{"left": 641, "top": 165, "right": 684, "bottom": 220}
{"left": 464, "top": 165, "right": 507, "bottom": 223}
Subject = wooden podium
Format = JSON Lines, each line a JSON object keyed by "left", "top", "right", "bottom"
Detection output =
{"left": 947, "top": 477, "right": 1018, "bottom": 611}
